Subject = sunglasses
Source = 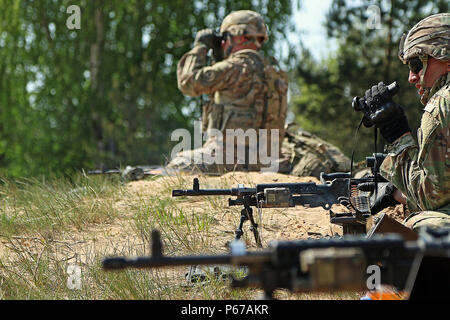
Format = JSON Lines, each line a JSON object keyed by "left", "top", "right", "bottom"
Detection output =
{"left": 408, "top": 57, "right": 423, "bottom": 74}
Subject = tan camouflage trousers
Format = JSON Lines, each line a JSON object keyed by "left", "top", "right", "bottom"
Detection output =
{"left": 403, "top": 211, "right": 450, "bottom": 231}
{"left": 166, "top": 138, "right": 266, "bottom": 174}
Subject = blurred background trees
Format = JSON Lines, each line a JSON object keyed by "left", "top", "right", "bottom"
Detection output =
{"left": 0, "top": 0, "right": 294, "bottom": 177}
{"left": 0, "top": 0, "right": 448, "bottom": 178}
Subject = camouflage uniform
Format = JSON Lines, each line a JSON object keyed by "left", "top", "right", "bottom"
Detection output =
{"left": 168, "top": 10, "right": 286, "bottom": 173}
{"left": 177, "top": 46, "right": 268, "bottom": 134}
{"left": 169, "top": 45, "right": 269, "bottom": 173}
{"left": 168, "top": 10, "right": 350, "bottom": 176}
{"left": 280, "top": 124, "right": 351, "bottom": 177}
{"left": 380, "top": 13, "right": 450, "bottom": 230}
{"left": 169, "top": 42, "right": 351, "bottom": 176}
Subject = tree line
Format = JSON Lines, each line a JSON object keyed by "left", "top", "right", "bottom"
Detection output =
{"left": 0, "top": 0, "right": 447, "bottom": 178}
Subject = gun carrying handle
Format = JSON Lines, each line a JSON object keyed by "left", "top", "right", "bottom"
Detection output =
{"left": 320, "top": 172, "right": 351, "bottom": 183}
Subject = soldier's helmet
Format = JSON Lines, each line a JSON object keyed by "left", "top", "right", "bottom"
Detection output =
{"left": 398, "top": 13, "right": 450, "bottom": 64}
{"left": 220, "top": 10, "right": 269, "bottom": 45}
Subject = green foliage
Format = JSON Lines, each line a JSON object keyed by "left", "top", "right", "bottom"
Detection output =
{"left": 292, "top": 0, "right": 449, "bottom": 160}
{"left": 0, "top": 0, "right": 295, "bottom": 178}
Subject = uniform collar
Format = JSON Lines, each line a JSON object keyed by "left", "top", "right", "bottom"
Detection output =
{"left": 422, "top": 72, "right": 450, "bottom": 105}
{"left": 429, "top": 72, "right": 450, "bottom": 98}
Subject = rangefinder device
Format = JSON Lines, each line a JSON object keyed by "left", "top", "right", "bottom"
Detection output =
{"left": 211, "top": 31, "right": 228, "bottom": 62}
{"left": 352, "top": 82, "right": 399, "bottom": 127}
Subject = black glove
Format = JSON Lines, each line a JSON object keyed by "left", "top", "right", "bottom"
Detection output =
{"left": 194, "top": 29, "right": 224, "bottom": 62}
{"left": 360, "top": 82, "right": 411, "bottom": 143}
{"left": 194, "top": 28, "right": 215, "bottom": 48}
{"left": 362, "top": 182, "right": 400, "bottom": 215}
{"left": 194, "top": 29, "right": 221, "bottom": 48}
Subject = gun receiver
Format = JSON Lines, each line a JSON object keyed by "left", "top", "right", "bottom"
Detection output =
{"left": 102, "top": 228, "right": 450, "bottom": 300}
{"left": 173, "top": 178, "right": 351, "bottom": 209}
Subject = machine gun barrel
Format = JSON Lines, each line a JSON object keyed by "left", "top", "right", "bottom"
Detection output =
{"left": 103, "top": 230, "right": 270, "bottom": 270}
{"left": 172, "top": 188, "right": 257, "bottom": 197}
{"left": 103, "top": 255, "right": 234, "bottom": 270}
{"left": 103, "top": 253, "right": 273, "bottom": 270}
{"left": 87, "top": 169, "right": 121, "bottom": 175}
{"left": 172, "top": 189, "right": 233, "bottom": 196}
{"left": 172, "top": 177, "right": 256, "bottom": 197}
{"left": 102, "top": 228, "right": 450, "bottom": 299}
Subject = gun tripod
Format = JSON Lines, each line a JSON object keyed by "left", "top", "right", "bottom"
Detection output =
{"left": 235, "top": 204, "right": 262, "bottom": 248}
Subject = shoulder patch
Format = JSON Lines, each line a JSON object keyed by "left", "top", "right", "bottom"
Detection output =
{"left": 424, "top": 90, "right": 448, "bottom": 116}
{"left": 424, "top": 95, "right": 439, "bottom": 113}
{"left": 419, "top": 111, "right": 439, "bottom": 144}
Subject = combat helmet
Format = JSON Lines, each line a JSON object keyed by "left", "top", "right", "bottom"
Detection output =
{"left": 220, "top": 10, "right": 269, "bottom": 46}
{"left": 398, "top": 13, "right": 450, "bottom": 103}
{"left": 398, "top": 13, "right": 450, "bottom": 64}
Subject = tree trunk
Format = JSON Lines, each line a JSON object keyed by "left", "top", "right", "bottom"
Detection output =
{"left": 90, "top": 4, "right": 105, "bottom": 167}
{"left": 383, "top": 0, "right": 395, "bottom": 81}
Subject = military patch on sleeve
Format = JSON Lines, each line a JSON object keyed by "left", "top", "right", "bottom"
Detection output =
{"left": 425, "top": 85, "right": 450, "bottom": 119}
{"left": 424, "top": 95, "right": 439, "bottom": 114}
{"left": 419, "top": 111, "right": 440, "bottom": 143}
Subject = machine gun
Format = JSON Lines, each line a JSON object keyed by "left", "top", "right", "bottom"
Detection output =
{"left": 87, "top": 165, "right": 171, "bottom": 181}
{"left": 87, "top": 166, "right": 147, "bottom": 181}
{"left": 102, "top": 227, "right": 450, "bottom": 300}
{"left": 172, "top": 153, "right": 390, "bottom": 247}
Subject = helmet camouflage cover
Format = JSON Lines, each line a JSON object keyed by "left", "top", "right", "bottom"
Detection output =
{"left": 220, "top": 10, "right": 269, "bottom": 44}
{"left": 398, "top": 13, "right": 450, "bottom": 63}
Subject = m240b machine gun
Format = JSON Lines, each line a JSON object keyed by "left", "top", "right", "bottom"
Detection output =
{"left": 172, "top": 153, "right": 390, "bottom": 247}
{"left": 103, "top": 228, "right": 450, "bottom": 300}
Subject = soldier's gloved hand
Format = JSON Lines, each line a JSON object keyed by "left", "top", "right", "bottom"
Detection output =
{"left": 194, "top": 28, "right": 217, "bottom": 49}
{"left": 369, "top": 182, "right": 400, "bottom": 215}
{"left": 361, "top": 82, "right": 411, "bottom": 143}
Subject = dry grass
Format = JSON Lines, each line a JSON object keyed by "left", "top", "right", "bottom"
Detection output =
{"left": 0, "top": 171, "right": 361, "bottom": 300}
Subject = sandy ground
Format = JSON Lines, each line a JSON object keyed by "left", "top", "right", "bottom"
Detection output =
{"left": 128, "top": 171, "right": 344, "bottom": 244}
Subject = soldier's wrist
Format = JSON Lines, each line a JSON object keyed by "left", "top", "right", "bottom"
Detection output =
{"left": 390, "top": 132, "right": 411, "bottom": 144}
{"left": 379, "top": 117, "right": 411, "bottom": 144}
{"left": 393, "top": 188, "right": 407, "bottom": 205}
